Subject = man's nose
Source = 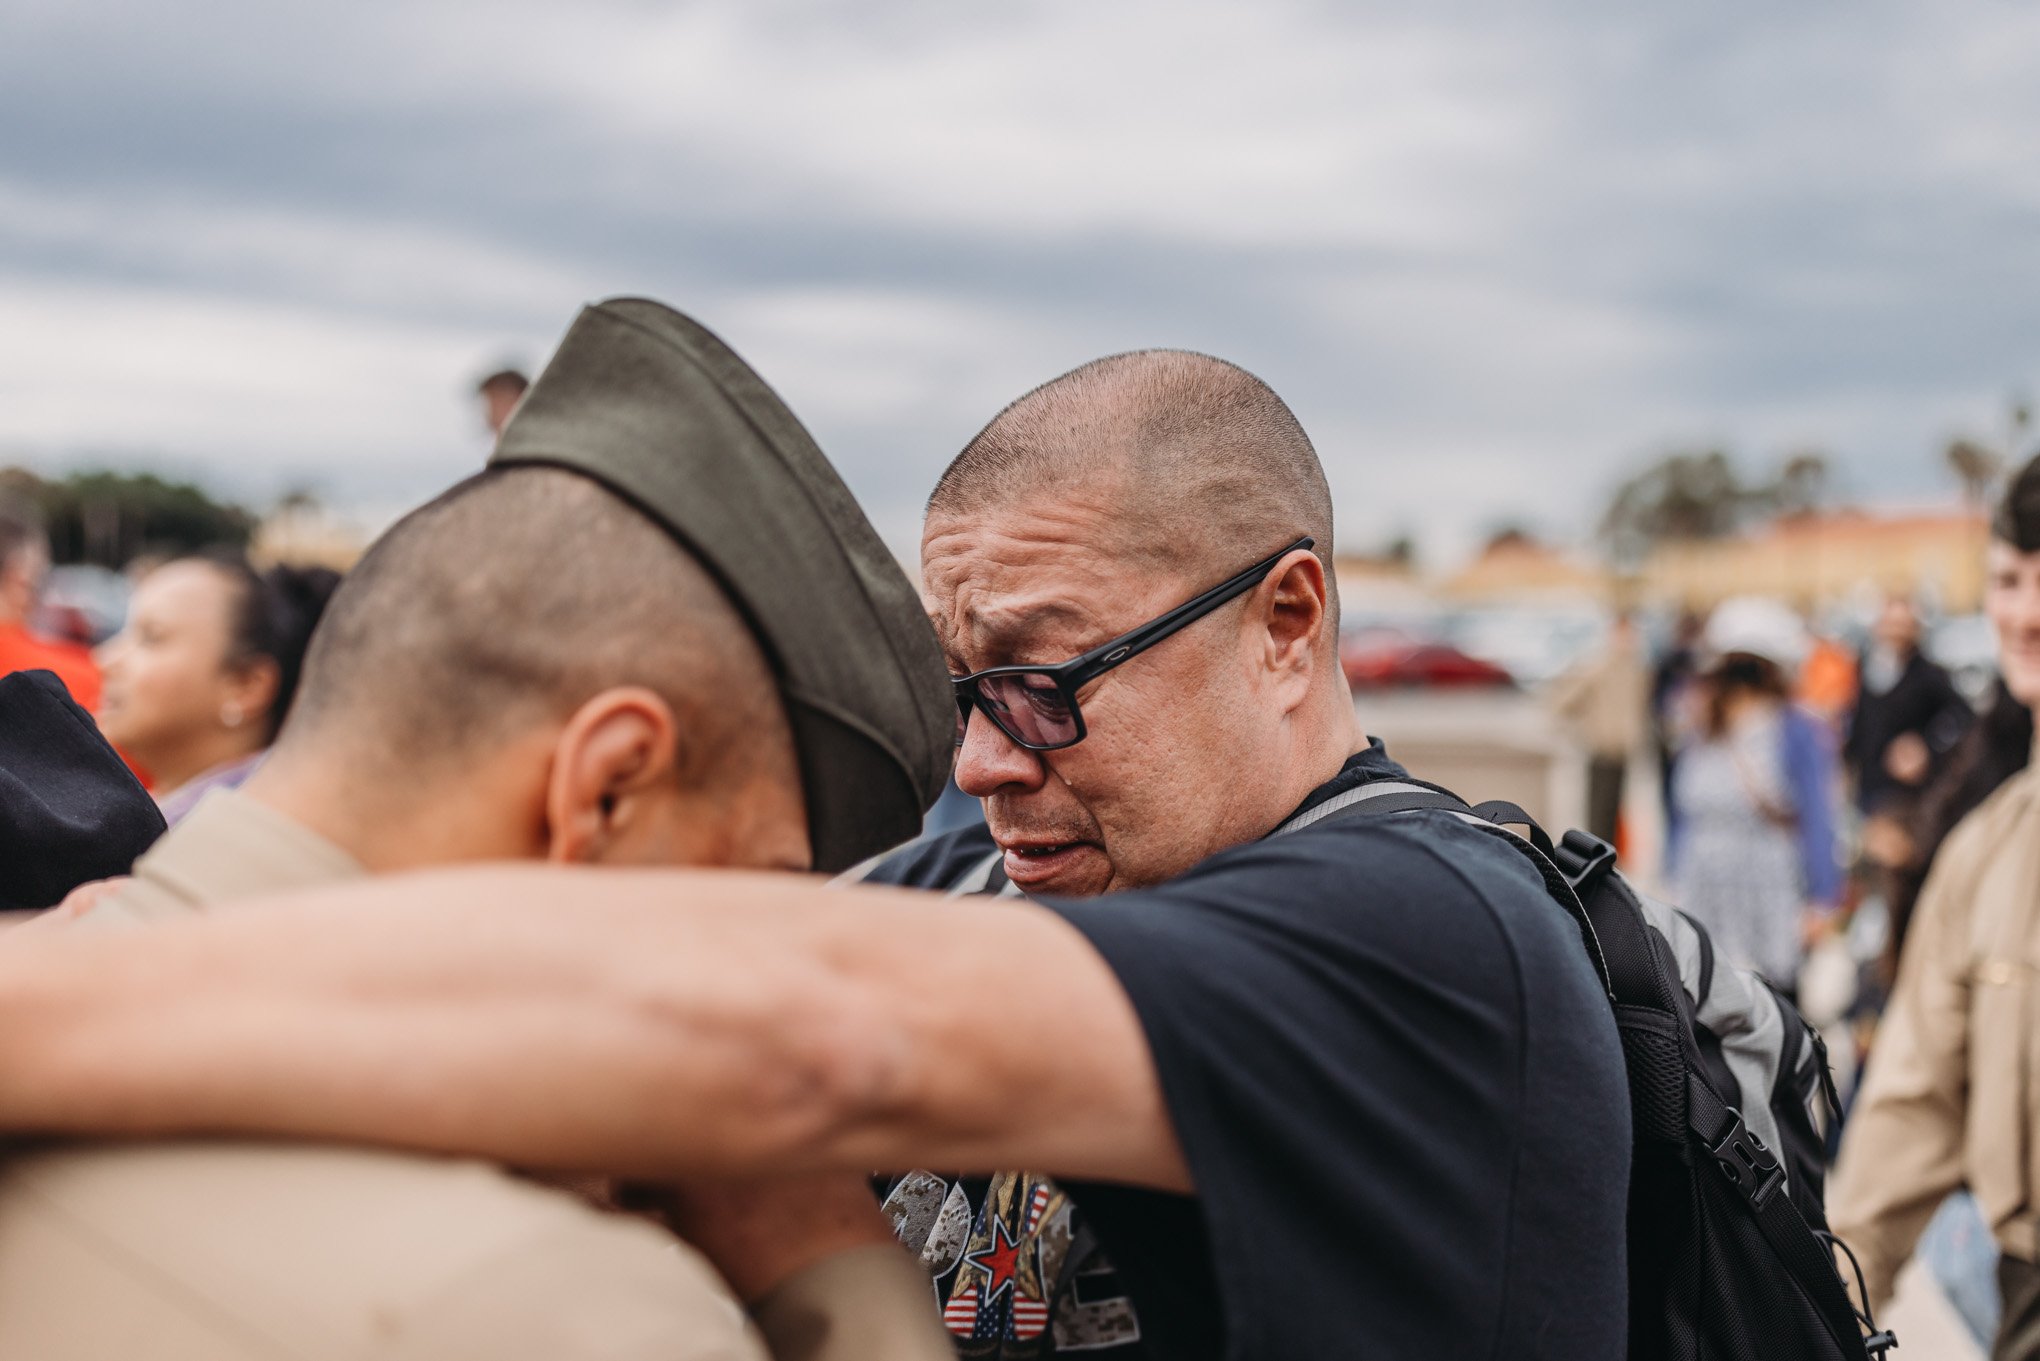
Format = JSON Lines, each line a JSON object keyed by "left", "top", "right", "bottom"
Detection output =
{"left": 954, "top": 710, "right": 1050, "bottom": 798}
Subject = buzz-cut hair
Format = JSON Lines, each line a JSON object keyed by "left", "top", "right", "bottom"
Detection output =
{"left": 283, "top": 467, "right": 783, "bottom": 783}
{"left": 927, "top": 349, "right": 1336, "bottom": 617}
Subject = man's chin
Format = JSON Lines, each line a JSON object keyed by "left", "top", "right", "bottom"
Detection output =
{"left": 1001, "top": 842, "right": 1112, "bottom": 898}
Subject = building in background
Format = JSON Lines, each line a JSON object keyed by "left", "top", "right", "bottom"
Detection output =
{"left": 249, "top": 494, "right": 368, "bottom": 572}
{"left": 1639, "top": 508, "right": 1990, "bottom": 613}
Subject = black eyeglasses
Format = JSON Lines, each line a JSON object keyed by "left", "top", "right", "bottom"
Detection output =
{"left": 952, "top": 535, "right": 1316, "bottom": 752}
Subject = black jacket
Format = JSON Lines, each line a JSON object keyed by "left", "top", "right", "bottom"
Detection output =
{"left": 1843, "top": 650, "right": 1973, "bottom": 815}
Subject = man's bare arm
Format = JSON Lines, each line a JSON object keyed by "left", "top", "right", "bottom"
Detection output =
{"left": 0, "top": 865, "right": 1189, "bottom": 1191}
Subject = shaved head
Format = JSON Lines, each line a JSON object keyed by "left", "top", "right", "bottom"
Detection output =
{"left": 924, "top": 349, "right": 1356, "bottom": 898}
{"left": 284, "top": 467, "right": 787, "bottom": 791}
{"left": 928, "top": 350, "right": 1336, "bottom": 618}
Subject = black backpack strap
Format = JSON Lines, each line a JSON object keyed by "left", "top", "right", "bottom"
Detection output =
{"left": 1686, "top": 1072, "right": 1892, "bottom": 1358}
{"left": 1468, "top": 800, "right": 1556, "bottom": 858}
{"left": 1275, "top": 779, "right": 1472, "bottom": 833}
{"left": 1549, "top": 829, "right": 1686, "bottom": 1016}
{"left": 1276, "top": 780, "right": 1614, "bottom": 1001}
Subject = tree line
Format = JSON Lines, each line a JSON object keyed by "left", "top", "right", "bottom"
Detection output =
{"left": 0, "top": 467, "right": 254, "bottom": 567}
{"left": 1594, "top": 407, "right": 2030, "bottom": 569}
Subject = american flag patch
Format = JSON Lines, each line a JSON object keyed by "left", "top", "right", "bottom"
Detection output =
{"left": 1024, "top": 1183, "right": 1053, "bottom": 1234}
{"left": 1012, "top": 1296, "right": 1050, "bottom": 1341}
{"left": 943, "top": 1283, "right": 981, "bottom": 1337}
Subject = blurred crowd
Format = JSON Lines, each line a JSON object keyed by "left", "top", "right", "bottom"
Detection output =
{"left": 1542, "top": 501, "right": 2040, "bottom": 1352}
{"left": 0, "top": 504, "right": 339, "bottom": 822}
{"left": 0, "top": 362, "right": 539, "bottom": 818}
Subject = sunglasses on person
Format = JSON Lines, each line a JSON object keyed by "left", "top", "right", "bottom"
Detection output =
{"left": 952, "top": 535, "right": 1316, "bottom": 752}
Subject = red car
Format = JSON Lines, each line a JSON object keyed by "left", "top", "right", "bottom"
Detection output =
{"left": 1341, "top": 630, "right": 1513, "bottom": 690}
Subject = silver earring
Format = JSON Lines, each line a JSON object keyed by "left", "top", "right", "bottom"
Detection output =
{"left": 221, "top": 702, "right": 244, "bottom": 729}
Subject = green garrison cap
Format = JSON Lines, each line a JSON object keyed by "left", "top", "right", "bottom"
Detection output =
{"left": 491, "top": 298, "right": 953, "bottom": 871}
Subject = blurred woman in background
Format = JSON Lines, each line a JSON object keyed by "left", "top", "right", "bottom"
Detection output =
{"left": 95, "top": 552, "right": 340, "bottom": 824}
{"left": 1829, "top": 455, "right": 2040, "bottom": 1360}
{"left": 1666, "top": 595, "right": 1843, "bottom": 991}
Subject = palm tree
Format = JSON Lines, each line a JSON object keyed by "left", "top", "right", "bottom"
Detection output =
{"left": 1773, "top": 450, "right": 1831, "bottom": 518}
{"left": 1945, "top": 438, "right": 2001, "bottom": 508}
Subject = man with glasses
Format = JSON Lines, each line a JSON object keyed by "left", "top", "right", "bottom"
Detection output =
{"left": 855, "top": 352, "right": 1628, "bottom": 1358}
{"left": 0, "top": 350, "right": 1628, "bottom": 1360}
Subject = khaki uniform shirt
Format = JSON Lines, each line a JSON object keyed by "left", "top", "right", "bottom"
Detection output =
{"left": 1827, "top": 730, "right": 2040, "bottom": 1309}
{"left": 0, "top": 791, "right": 948, "bottom": 1361}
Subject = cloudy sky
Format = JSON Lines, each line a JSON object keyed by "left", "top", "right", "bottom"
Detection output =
{"left": 4, "top": 0, "right": 2039, "bottom": 563}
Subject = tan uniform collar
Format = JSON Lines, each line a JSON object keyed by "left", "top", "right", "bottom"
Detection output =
{"left": 108, "top": 789, "right": 365, "bottom": 925}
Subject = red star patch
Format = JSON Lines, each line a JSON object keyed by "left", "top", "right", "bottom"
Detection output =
{"left": 962, "top": 1215, "right": 1024, "bottom": 1302}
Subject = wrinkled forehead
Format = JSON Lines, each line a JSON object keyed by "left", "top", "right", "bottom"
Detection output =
{"left": 920, "top": 498, "right": 1186, "bottom": 664}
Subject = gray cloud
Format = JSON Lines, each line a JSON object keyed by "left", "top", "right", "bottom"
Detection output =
{"left": 4, "top": 0, "right": 2038, "bottom": 562}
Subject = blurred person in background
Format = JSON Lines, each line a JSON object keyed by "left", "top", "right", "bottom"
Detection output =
{"left": 1666, "top": 596, "right": 1842, "bottom": 990}
{"left": 1547, "top": 610, "right": 1648, "bottom": 845}
{"left": 478, "top": 366, "right": 530, "bottom": 438}
{"left": 1651, "top": 610, "right": 1706, "bottom": 818}
{"left": 96, "top": 551, "right": 340, "bottom": 822}
{"left": 1846, "top": 596, "right": 1977, "bottom": 898}
{"left": 1850, "top": 643, "right": 2037, "bottom": 1356}
{"left": 0, "top": 502, "right": 101, "bottom": 710}
{"left": 1828, "top": 454, "right": 2040, "bottom": 1360}
{"left": 1847, "top": 597, "right": 1973, "bottom": 812}
{"left": 1797, "top": 622, "right": 1861, "bottom": 737}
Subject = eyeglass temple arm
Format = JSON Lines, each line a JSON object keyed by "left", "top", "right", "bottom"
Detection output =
{"left": 1064, "top": 536, "right": 1316, "bottom": 687}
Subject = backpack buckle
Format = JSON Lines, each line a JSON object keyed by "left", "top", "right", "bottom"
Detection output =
{"left": 1553, "top": 829, "right": 1618, "bottom": 897}
{"left": 1709, "top": 1107, "right": 1785, "bottom": 1210}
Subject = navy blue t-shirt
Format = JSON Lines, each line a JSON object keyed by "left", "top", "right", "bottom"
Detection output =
{"left": 868, "top": 741, "right": 1629, "bottom": 1360}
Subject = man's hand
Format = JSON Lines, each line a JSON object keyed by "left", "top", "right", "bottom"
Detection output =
{"left": 628, "top": 1174, "right": 901, "bottom": 1304}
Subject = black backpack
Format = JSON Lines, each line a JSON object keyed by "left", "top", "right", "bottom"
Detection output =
{"left": 1276, "top": 777, "right": 1896, "bottom": 1360}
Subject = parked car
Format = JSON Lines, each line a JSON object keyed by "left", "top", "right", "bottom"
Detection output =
{"left": 1342, "top": 626, "right": 1514, "bottom": 690}
{"left": 1442, "top": 607, "right": 1606, "bottom": 691}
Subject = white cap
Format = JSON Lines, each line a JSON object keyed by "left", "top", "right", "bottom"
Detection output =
{"left": 1704, "top": 596, "right": 1810, "bottom": 675}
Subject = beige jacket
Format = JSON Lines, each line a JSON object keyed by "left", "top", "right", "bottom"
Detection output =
{"left": 0, "top": 791, "right": 947, "bottom": 1361}
{"left": 1546, "top": 632, "right": 1650, "bottom": 759}
{"left": 1827, "top": 730, "right": 2040, "bottom": 1310}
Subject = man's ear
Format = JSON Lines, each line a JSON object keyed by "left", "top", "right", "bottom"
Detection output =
{"left": 1260, "top": 550, "right": 1330, "bottom": 681}
{"left": 544, "top": 687, "right": 683, "bottom": 864}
